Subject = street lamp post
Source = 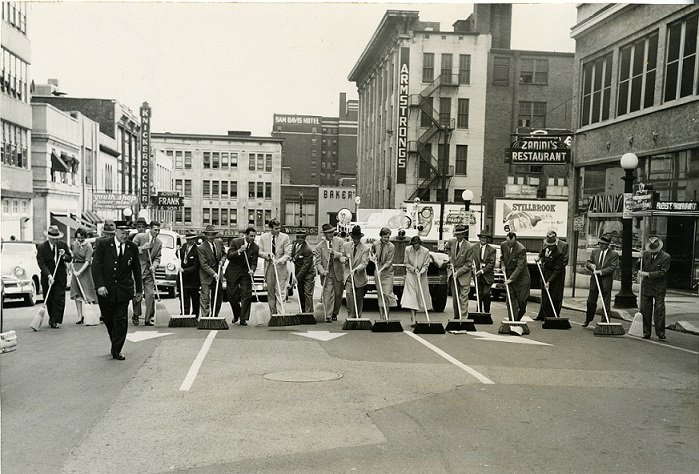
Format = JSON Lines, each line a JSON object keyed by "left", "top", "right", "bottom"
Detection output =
{"left": 461, "top": 189, "right": 474, "bottom": 240}
{"left": 355, "top": 195, "right": 361, "bottom": 223}
{"left": 615, "top": 153, "right": 638, "bottom": 308}
{"left": 299, "top": 193, "right": 304, "bottom": 227}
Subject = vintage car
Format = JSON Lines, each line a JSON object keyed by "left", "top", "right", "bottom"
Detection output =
{"left": 1, "top": 241, "right": 43, "bottom": 306}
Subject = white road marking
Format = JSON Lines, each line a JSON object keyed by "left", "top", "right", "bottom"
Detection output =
{"left": 126, "top": 331, "right": 173, "bottom": 342}
{"left": 179, "top": 330, "right": 218, "bottom": 391}
{"left": 405, "top": 332, "right": 495, "bottom": 384}
{"left": 291, "top": 331, "right": 347, "bottom": 341}
{"left": 469, "top": 332, "right": 553, "bottom": 345}
{"left": 625, "top": 335, "right": 699, "bottom": 355}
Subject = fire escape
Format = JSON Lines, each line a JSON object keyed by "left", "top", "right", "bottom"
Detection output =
{"left": 408, "top": 74, "right": 457, "bottom": 201}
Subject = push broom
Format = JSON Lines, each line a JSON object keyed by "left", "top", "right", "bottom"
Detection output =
{"left": 168, "top": 248, "right": 198, "bottom": 327}
{"left": 537, "top": 260, "right": 571, "bottom": 329}
{"left": 197, "top": 265, "right": 229, "bottom": 330}
{"left": 294, "top": 278, "right": 317, "bottom": 324}
{"left": 342, "top": 256, "right": 372, "bottom": 330}
{"left": 371, "top": 265, "right": 402, "bottom": 332}
{"left": 592, "top": 272, "right": 625, "bottom": 336}
{"left": 413, "top": 272, "right": 445, "bottom": 334}
{"left": 268, "top": 258, "right": 300, "bottom": 327}
{"left": 445, "top": 265, "right": 476, "bottom": 332}
{"left": 244, "top": 247, "right": 269, "bottom": 326}
{"left": 471, "top": 264, "right": 493, "bottom": 324}
{"left": 147, "top": 248, "right": 171, "bottom": 326}
{"left": 30, "top": 256, "right": 61, "bottom": 331}
{"left": 73, "top": 266, "right": 100, "bottom": 326}
{"left": 628, "top": 259, "right": 644, "bottom": 337}
{"left": 498, "top": 268, "right": 530, "bottom": 336}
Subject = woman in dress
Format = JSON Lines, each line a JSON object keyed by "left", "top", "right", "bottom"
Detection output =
{"left": 400, "top": 235, "right": 432, "bottom": 327}
{"left": 371, "top": 227, "right": 397, "bottom": 319}
{"left": 70, "top": 227, "right": 98, "bottom": 323}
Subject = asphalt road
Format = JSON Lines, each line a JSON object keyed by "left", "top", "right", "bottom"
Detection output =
{"left": 1, "top": 286, "right": 698, "bottom": 474}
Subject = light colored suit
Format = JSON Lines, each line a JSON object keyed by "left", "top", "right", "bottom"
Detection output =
{"left": 445, "top": 237, "right": 474, "bottom": 319}
{"left": 585, "top": 246, "right": 619, "bottom": 323}
{"left": 371, "top": 241, "right": 397, "bottom": 310}
{"left": 257, "top": 232, "right": 292, "bottom": 314}
{"left": 198, "top": 238, "right": 225, "bottom": 318}
{"left": 342, "top": 241, "right": 370, "bottom": 318}
{"left": 132, "top": 232, "right": 163, "bottom": 323}
{"left": 314, "top": 236, "right": 346, "bottom": 319}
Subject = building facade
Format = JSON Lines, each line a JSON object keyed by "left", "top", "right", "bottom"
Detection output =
{"left": 570, "top": 4, "right": 699, "bottom": 290}
{"left": 151, "top": 131, "right": 283, "bottom": 237}
{"left": 1, "top": 1, "right": 33, "bottom": 240}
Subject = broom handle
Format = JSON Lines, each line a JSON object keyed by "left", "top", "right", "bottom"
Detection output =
{"left": 42, "top": 253, "right": 63, "bottom": 309}
{"left": 593, "top": 272, "right": 611, "bottom": 323}
{"left": 146, "top": 247, "right": 161, "bottom": 303}
{"left": 451, "top": 264, "right": 463, "bottom": 318}
{"left": 212, "top": 264, "right": 222, "bottom": 315}
{"left": 536, "top": 260, "right": 558, "bottom": 319}
{"left": 271, "top": 258, "right": 286, "bottom": 315}
{"left": 243, "top": 245, "right": 261, "bottom": 303}
{"left": 176, "top": 248, "right": 185, "bottom": 315}
{"left": 638, "top": 255, "right": 643, "bottom": 306}
{"left": 417, "top": 269, "right": 430, "bottom": 321}
{"left": 472, "top": 263, "right": 482, "bottom": 311}
{"left": 502, "top": 267, "right": 516, "bottom": 322}
{"left": 374, "top": 261, "right": 388, "bottom": 320}
{"left": 73, "top": 263, "right": 89, "bottom": 304}
{"left": 347, "top": 253, "right": 359, "bottom": 317}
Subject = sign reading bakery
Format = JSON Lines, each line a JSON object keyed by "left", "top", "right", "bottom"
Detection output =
{"left": 494, "top": 198, "right": 568, "bottom": 238}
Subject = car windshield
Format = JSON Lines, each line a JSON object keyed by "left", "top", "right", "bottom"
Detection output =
{"left": 1, "top": 243, "right": 34, "bottom": 256}
{"left": 157, "top": 234, "right": 175, "bottom": 249}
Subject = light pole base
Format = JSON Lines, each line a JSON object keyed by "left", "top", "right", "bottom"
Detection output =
{"left": 614, "top": 290, "right": 637, "bottom": 309}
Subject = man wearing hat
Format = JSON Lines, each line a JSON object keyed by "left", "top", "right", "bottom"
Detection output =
{"left": 131, "top": 221, "right": 162, "bottom": 326}
{"left": 180, "top": 230, "right": 201, "bottom": 318}
{"left": 638, "top": 236, "right": 671, "bottom": 340}
{"left": 314, "top": 223, "right": 346, "bottom": 321}
{"left": 258, "top": 219, "right": 292, "bottom": 315}
{"left": 546, "top": 230, "right": 568, "bottom": 315}
{"left": 583, "top": 234, "right": 619, "bottom": 327}
{"left": 36, "top": 225, "right": 73, "bottom": 328}
{"left": 473, "top": 230, "right": 496, "bottom": 313}
{"left": 92, "top": 221, "right": 142, "bottom": 360}
{"left": 500, "top": 232, "right": 531, "bottom": 321}
{"left": 100, "top": 220, "right": 116, "bottom": 239}
{"left": 445, "top": 224, "right": 474, "bottom": 319}
{"left": 198, "top": 225, "right": 225, "bottom": 318}
{"left": 291, "top": 229, "right": 316, "bottom": 313}
{"left": 225, "top": 227, "right": 259, "bottom": 325}
{"left": 128, "top": 216, "right": 148, "bottom": 242}
{"left": 535, "top": 234, "right": 565, "bottom": 320}
{"left": 340, "top": 225, "right": 370, "bottom": 318}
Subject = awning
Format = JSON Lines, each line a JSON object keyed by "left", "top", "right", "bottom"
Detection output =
{"left": 82, "top": 210, "right": 102, "bottom": 224}
{"left": 51, "top": 214, "right": 84, "bottom": 230}
{"left": 76, "top": 215, "right": 96, "bottom": 230}
{"left": 51, "top": 152, "right": 71, "bottom": 173}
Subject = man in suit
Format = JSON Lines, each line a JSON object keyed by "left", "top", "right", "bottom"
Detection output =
{"left": 535, "top": 234, "right": 565, "bottom": 320}
{"left": 500, "top": 232, "right": 531, "bottom": 321}
{"left": 198, "top": 225, "right": 225, "bottom": 318}
{"left": 547, "top": 230, "right": 568, "bottom": 315}
{"left": 100, "top": 220, "right": 116, "bottom": 240}
{"left": 583, "top": 234, "right": 619, "bottom": 327}
{"left": 291, "top": 229, "right": 316, "bottom": 313}
{"left": 128, "top": 216, "right": 148, "bottom": 242}
{"left": 36, "top": 225, "right": 73, "bottom": 328}
{"left": 638, "top": 236, "right": 671, "bottom": 340}
{"left": 131, "top": 221, "right": 162, "bottom": 326}
{"left": 179, "top": 231, "right": 201, "bottom": 318}
{"left": 257, "top": 219, "right": 292, "bottom": 315}
{"left": 225, "top": 227, "right": 259, "bottom": 325}
{"left": 314, "top": 223, "right": 346, "bottom": 322}
{"left": 371, "top": 227, "right": 397, "bottom": 318}
{"left": 445, "top": 224, "right": 474, "bottom": 319}
{"left": 92, "top": 221, "right": 142, "bottom": 360}
{"left": 473, "top": 230, "right": 496, "bottom": 313}
{"left": 341, "top": 225, "right": 370, "bottom": 318}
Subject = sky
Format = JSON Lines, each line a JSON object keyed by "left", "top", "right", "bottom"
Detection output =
{"left": 27, "top": 1, "right": 579, "bottom": 137}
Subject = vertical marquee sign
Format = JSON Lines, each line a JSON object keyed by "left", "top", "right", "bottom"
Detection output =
{"left": 396, "top": 47, "right": 410, "bottom": 184}
{"left": 139, "top": 102, "right": 151, "bottom": 207}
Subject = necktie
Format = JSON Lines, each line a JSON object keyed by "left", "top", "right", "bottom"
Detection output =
{"left": 353, "top": 244, "right": 358, "bottom": 258}
{"left": 118, "top": 244, "right": 123, "bottom": 258}
{"left": 327, "top": 240, "right": 333, "bottom": 269}
{"left": 481, "top": 245, "right": 485, "bottom": 262}
{"left": 379, "top": 244, "right": 384, "bottom": 263}
{"left": 272, "top": 236, "right": 276, "bottom": 255}
{"left": 599, "top": 250, "right": 605, "bottom": 267}
{"left": 457, "top": 241, "right": 461, "bottom": 255}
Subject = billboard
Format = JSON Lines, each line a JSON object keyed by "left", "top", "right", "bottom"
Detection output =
{"left": 494, "top": 198, "right": 568, "bottom": 238}
{"left": 94, "top": 193, "right": 139, "bottom": 210}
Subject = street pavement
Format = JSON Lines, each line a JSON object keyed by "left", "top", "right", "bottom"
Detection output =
{"left": 1, "top": 283, "right": 697, "bottom": 473}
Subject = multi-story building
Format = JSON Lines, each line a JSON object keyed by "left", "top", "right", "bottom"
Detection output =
{"left": 348, "top": 5, "right": 574, "bottom": 239}
{"left": 151, "top": 131, "right": 283, "bottom": 237}
{"left": 570, "top": 4, "right": 699, "bottom": 291}
{"left": 1, "top": 2, "right": 33, "bottom": 240}
{"left": 271, "top": 92, "right": 358, "bottom": 187}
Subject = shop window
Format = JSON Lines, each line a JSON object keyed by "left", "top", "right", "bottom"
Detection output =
{"left": 581, "top": 54, "right": 612, "bottom": 126}
{"left": 618, "top": 32, "right": 658, "bottom": 115}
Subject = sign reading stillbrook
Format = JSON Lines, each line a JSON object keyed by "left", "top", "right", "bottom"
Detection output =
{"left": 507, "top": 133, "right": 571, "bottom": 164}
{"left": 139, "top": 103, "right": 151, "bottom": 207}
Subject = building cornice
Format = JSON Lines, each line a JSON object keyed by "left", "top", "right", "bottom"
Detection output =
{"left": 570, "top": 4, "right": 628, "bottom": 39}
{"left": 151, "top": 132, "right": 284, "bottom": 144}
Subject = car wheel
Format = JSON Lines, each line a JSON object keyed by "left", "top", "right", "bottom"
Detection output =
{"left": 24, "top": 279, "right": 38, "bottom": 306}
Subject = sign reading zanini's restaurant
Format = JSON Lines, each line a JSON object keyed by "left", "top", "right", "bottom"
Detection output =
{"left": 507, "top": 131, "right": 572, "bottom": 164}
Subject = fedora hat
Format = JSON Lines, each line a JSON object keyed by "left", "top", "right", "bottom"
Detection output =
{"left": 135, "top": 216, "right": 148, "bottom": 226}
{"left": 350, "top": 225, "right": 364, "bottom": 238}
{"left": 645, "top": 236, "right": 663, "bottom": 253}
{"left": 321, "top": 223, "right": 335, "bottom": 233}
{"left": 185, "top": 230, "right": 198, "bottom": 239}
{"left": 453, "top": 224, "right": 467, "bottom": 235}
{"left": 102, "top": 220, "right": 116, "bottom": 234}
{"left": 296, "top": 228, "right": 308, "bottom": 236}
{"left": 203, "top": 225, "right": 217, "bottom": 234}
{"left": 477, "top": 230, "right": 492, "bottom": 239}
{"left": 545, "top": 234, "right": 558, "bottom": 246}
{"left": 44, "top": 225, "right": 64, "bottom": 239}
{"left": 598, "top": 235, "right": 611, "bottom": 245}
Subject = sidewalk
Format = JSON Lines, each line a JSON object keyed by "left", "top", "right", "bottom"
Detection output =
{"left": 529, "top": 273, "right": 699, "bottom": 336}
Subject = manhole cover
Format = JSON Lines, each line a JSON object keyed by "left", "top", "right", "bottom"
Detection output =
{"left": 263, "top": 371, "right": 343, "bottom": 382}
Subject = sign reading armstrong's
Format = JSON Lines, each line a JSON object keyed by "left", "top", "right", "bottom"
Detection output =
{"left": 494, "top": 198, "right": 568, "bottom": 238}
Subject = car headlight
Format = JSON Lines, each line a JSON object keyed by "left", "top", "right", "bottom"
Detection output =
{"left": 166, "top": 263, "right": 176, "bottom": 271}
{"left": 14, "top": 266, "right": 25, "bottom": 278}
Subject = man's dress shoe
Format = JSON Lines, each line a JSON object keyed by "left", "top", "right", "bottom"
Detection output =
{"left": 240, "top": 320, "right": 247, "bottom": 326}
{"left": 112, "top": 352, "right": 126, "bottom": 361}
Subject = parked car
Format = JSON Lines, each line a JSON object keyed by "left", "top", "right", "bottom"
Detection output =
{"left": 1, "top": 241, "right": 43, "bottom": 306}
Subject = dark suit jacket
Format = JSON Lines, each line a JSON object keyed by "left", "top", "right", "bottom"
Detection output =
{"left": 473, "top": 243, "right": 497, "bottom": 285}
{"left": 500, "top": 241, "right": 531, "bottom": 291}
{"left": 585, "top": 247, "right": 619, "bottom": 292}
{"left": 180, "top": 242, "right": 201, "bottom": 288}
{"left": 290, "top": 240, "right": 315, "bottom": 280}
{"left": 640, "top": 250, "right": 671, "bottom": 296}
{"left": 538, "top": 245, "right": 564, "bottom": 284}
{"left": 198, "top": 238, "right": 225, "bottom": 284}
{"left": 37, "top": 240, "right": 72, "bottom": 289}
{"left": 92, "top": 238, "right": 142, "bottom": 303}
{"left": 224, "top": 237, "right": 259, "bottom": 280}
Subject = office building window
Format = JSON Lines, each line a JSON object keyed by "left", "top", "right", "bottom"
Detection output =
{"left": 212, "top": 180, "right": 219, "bottom": 198}
{"left": 221, "top": 209, "right": 228, "bottom": 227}
{"left": 212, "top": 152, "right": 219, "bottom": 169}
{"left": 248, "top": 181, "right": 255, "bottom": 199}
{"left": 174, "top": 179, "right": 183, "bottom": 195}
{"left": 265, "top": 154, "right": 272, "bottom": 171}
{"left": 520, "top": 58, "right": 549, "bottom": 84}
{"left": 664, "top": 12, "right": 699, "bottom": 102}
{"left": 493, "top": 57, "right": 510, "bottom": 85}
{"left": 439, "top": 97, "right": 451, "bottom": 127}
{"left": 212, "top": 209, "right": 219, "bottom": 226}
{"left": 437, "top": 144, "right": 449, "bottom": 173}
{"left": 618, "top": 32, "right": 658, "bottom": 116}
{"left": 265, "top": 182, "right": 272, "bottom": 200}
{"left": 174, "top": 151, "right": 183, "bottom": 168}
{"left": 230, "top": 209, "right": 237, "bottom": 226}
{"left": 175, "top": 209, "right": 183, "bottom": 224}
{"left": 459, "top": 54, "right": 471, "bottom": 85}
{"left": 423, "top": 53, "right": 434, "bottom": 82}
{"left": 519, "top": 101, "right": 547, "bottom": 128}
{"left": 203, "top": 208, "right": 210, "bottom": 224}
{"left": 417, "top": 188, "right": 430, "bottom": 202}
{"left": 457, "top": 99, "right": 469, "bottom": 128}
{"left": 257, "top": 154, "right": 264, "bottom": 170}
{"left": 1, "top": 121, "right": 29, "bottom": 168}
{"left": 419, "top": 143, "right": 432, "bottom": 179}
{"left": 257, "top": 182, "right": 264, "bottom": 199}
{"left": 230, "top": 181, "right": 237, "bottom": 199}
{"left": 184, "top": 179, "right": 192, "bottom": 198}
{"left": 221, "top": 152, "right": 229, "bottom": 169}
{"left": 184, "top": 207, "right": 192, "bottom": 224}
{"left": 264, "top": 210, "right": 271, "bottom": 226}
{"left": 249, "top": 153, "right": 255, "bottom": 170}
{"left": 230, "top": 152, "right": 238, "bottom": 168}
{"left": 202, "top": 180, "right": 210, "bottom": 198}
{"left": 455, "top": 145, "right": 468, "bottom": 175}
{"left": 441, "top": 53, "right": 453, "bottom": 84}
{"left": 184, "top": 151, "right": 192, "bottom": 169}
{"left": 221, "top": 181, "right": 228, "bottom": 198}
{"left": 203, "top": 152, "right": 211, "bottom": 169}
{"left": 581, "top": 54, "right": 612, "bottom": 126}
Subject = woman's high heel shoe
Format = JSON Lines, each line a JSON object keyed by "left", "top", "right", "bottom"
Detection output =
{"left": 76, "top": 317, "right": 84, "bottom": 325}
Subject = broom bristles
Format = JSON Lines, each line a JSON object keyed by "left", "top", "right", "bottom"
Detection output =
{"left": 342, "top": 318, "right": 373, "bottom": 330}
{"left": 268, "top": 314, "right": 301, "bottom": 326}
{"left": 31, "top": 307, "right": 46, "bottom": 331}
{"left": 371, "top": 320, "right": 403, "bottom": 332}
{"left": 593, "top": 322, "right": 625, "bottom": 336}
{"left": 445, "top": 319, "right": 477, "bottom": 332}
{"left": 168, "top": 315, "right": 198, "bottom": 328}
{"left": 471, "top": 312, "right": 493, "bottom": 324}
{"left": 497, "top": 320, "right": 530, "bottom": 335}
{"left": 542, "top": 317, "right": 571, "bottom": 329}
{"left": 413, "top": 321, "right": 445, "bottom": 334}
{"left": 197, "top": 317, "right": 229, "bottom": 330}
{"left": 297, "top": 312, "right": 317, "bottom": 325}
